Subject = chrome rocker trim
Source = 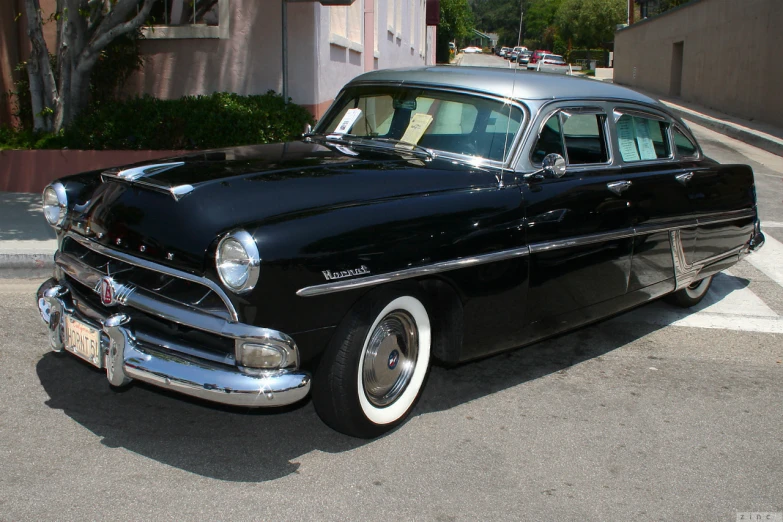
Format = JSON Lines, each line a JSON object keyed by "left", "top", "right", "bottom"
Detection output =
{"left": 37, "top": 278, "right": 311, "bottom": 407}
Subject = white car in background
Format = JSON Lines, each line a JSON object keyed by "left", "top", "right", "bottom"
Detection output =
{"left": 460, "top": 46, "right": 483, "bottom": 54}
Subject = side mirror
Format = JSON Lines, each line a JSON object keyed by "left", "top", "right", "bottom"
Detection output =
{"left": 303, "top": 123, "right": 312, "bottom": 136}
{"left": 541, "top": 153, "right": 567, "bottom": 178}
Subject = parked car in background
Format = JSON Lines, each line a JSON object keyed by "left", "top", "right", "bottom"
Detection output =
{"left": 36, "top": 67, "right": 765, "bottom": 439}
{"left": 509, "top": 46, "right": 527, "bottom": 62}
{"left": 528, "top": 49, "right": 551, "bottom": 66}
{"left": 460, "top": 46, "right": 482, "bottom": 54}
{"left": 540, "top": 54, "right": 568, "bottom": 67}
{"left": 517, "top": 50, "right": 533, "bottom": 65}
{"left": 499, "top": 47, "right": 511, "bottom": 58}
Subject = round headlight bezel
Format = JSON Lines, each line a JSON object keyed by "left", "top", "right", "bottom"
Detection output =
{"left": 215, "top": 230, "right": 261, "bottom": 294}
{"left": 42, "top": 182, "right": 68, "bottom": 228}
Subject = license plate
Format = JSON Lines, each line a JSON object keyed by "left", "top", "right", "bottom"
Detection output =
{"left": 64, "top": 316, "right": 104, "bottom": 368}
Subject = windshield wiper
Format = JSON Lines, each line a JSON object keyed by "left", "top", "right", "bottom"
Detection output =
{"left": 353, "top": 137, "right": 434, "bottom": 160}
{"left": 314, "top": 134, "right": 434, "bottom": 160}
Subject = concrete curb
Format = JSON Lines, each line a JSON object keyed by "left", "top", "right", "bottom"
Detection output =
{"left": 661, "top": 102, "right": 783, "bottom": 158}
{"left": 0, "top": 253, "right": 54, "bottom": 279}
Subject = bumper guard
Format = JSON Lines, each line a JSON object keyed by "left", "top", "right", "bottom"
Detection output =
{"left": 37, "top": 278, "right": 311, "bottom": 407}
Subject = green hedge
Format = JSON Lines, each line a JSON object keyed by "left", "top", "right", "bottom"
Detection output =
{"left": 1, "top": 91, "right": 315, "bottom": 150}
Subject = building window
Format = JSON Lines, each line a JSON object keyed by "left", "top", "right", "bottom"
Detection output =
{"left": 142, "top": 0, "right": 230, "bottom": 39}
{"left": 330, "top": 0, "right": 364, "bottom": 53}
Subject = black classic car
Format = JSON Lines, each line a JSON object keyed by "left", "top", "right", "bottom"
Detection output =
{"left": 36, "top": 67, "right": 765, "bottom": 438}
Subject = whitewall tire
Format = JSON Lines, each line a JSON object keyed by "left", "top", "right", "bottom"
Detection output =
{"left": 312, "top": 286, "right": 432, "bottom": 438}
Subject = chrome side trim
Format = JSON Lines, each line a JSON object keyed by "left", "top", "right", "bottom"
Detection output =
{"left": 66, "top": 232, "right": 239, "bottom": 322}
{"left": 529, "top": 228, "right": 635, "bottom": 254}
{"left": 296, "top": 246, "right": 531, "bottom": 297}
{"left": 297, "top": 209, "right": 757, "bottom": 297}
{"left": 669, "top": 229, "right": 745, "bottom": 290}
{"left": 696, "top": 209, "right": 756, "bottom": 226}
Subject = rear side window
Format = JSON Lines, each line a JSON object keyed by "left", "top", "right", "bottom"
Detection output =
{"left": 616, "top": 114, "right": 671, "bottom": 162}
{"left": 673, "top": 127, "right": 698, "bottom": 157}
{"left": 532, "top": 112, "right": 609, "bottom": 165}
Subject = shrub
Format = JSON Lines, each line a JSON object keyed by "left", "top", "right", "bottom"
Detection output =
{"left": 64, "top": 91, "right": 315, "bottom": 150}
{"left": 0, "top": 91, "right": 316, "bottom": 151}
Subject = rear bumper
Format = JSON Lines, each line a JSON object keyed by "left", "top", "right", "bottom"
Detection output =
{"left": 748, "top": 220, "right": 765, "bottom": 252}
{"left": 36, "top": 278, "right": 311, "bottom": 407}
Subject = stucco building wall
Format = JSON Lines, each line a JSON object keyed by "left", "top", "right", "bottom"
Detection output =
{"left": 129, "top": 0, "right": 430, "bottom": 119}
{"left": 613, "top": 0, "right": 783, "bottom": 128}
{"left": 2, "top": 0, "right": 433, "bottom": 124}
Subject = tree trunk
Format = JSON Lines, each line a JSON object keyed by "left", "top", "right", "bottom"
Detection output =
{"left": 24, "top": 0, "right": 58, "bottom": 131}
{"left": 24, "top": 0, "right": 158, "bottom": 133}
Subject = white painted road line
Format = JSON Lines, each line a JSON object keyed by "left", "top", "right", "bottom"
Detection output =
{"left": 747, "top": 233, "right": 783, "bottom": 289}
{"left": 614, "top": 271, "right": 783, "bottom": 334}
{"left": 762, "top": 221, "right": 783, "bottom": 228}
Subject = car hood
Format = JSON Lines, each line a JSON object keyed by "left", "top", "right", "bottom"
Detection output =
{"left": 66, "top": 141, "right": 495, "bottom": 273}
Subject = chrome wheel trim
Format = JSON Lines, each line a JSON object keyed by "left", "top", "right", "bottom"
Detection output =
{"left": 357, "top": 296, "right": 431, "bottom": 425}
{"left": 361, "top": 310, "right": 418, "bottom": 408}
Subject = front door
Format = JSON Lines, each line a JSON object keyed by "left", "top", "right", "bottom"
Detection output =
{"left": 521, "top": 108, "right": 634, "bottom": 337}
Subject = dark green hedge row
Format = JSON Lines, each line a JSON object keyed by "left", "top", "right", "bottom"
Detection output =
{"left": 68, "top": 91, "right": 315, "bottom": 150}
{"left": 1, "top": 91, "right": 315, "bottom": 150}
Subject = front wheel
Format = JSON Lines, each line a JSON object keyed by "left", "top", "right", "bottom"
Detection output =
{"left": 665, "top": 275, "right": 713, "bottom": 308}
{"left": 313, "top": 288, "right": 431, "bottom": 438}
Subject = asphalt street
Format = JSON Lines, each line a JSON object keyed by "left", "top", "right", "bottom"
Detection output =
{"left": 0, "top": 54, "right": 781, "bottom": 521}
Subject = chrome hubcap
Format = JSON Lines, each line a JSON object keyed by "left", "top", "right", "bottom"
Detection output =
{"left": 362, "top": 310, "right": 418, "bottom": 408}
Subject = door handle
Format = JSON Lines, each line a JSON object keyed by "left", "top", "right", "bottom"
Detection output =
{"left": 675, "top": 172, "right": 694, "bottom": 185}
{"left": 607, "top": 180, "right": 632, "bottom": 196}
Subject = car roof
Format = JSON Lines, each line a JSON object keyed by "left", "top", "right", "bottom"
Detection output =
{"left": 348, "top": 66, "right": 661, "bottom": 104}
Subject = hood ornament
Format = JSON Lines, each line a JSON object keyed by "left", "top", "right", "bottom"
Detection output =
{"left": 103, "top": 162, "right": 185, "bottom": 182}
{"left": 101, "top": 162, "right": 194, "bottom": 201}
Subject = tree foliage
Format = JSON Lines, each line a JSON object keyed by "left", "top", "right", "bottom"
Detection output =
{"left": 437, "top": 0, "right": 474, "bottom": 62}
{"left": 556, "top": 0, "right": 625, "bottom": 50}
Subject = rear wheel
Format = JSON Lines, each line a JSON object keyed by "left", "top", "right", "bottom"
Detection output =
{"left": 313, "top": 288, "right": 431, "bottom": 438}
{"left": 665, "top": 275, "right": 713, "bottom": 308}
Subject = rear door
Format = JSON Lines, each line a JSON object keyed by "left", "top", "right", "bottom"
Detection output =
{"left": 608, "top": 109, "right": 695, "bottom": 292}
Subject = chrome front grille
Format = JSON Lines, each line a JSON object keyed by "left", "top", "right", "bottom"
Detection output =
{"left": 60, "top": 234, "right": 235, "bottom": 321}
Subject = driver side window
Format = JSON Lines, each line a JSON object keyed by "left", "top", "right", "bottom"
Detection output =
{"left": 531, "top": 111, "right": 609, "bottom": 166}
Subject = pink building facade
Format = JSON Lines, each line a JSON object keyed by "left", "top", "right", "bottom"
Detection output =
{"left": 1, "top": 0, "right": 437, "bottom": 123}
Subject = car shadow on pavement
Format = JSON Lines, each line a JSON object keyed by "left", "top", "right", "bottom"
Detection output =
{"left": 35, "top": 273, "right": 749, "bottom": 483}
{"left": 0, "top": 192, "right": 57, "bottom": 241}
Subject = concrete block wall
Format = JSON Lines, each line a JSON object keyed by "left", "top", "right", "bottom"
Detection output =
{"left": 614, "top": 0, "right": 783, "bottom": 128}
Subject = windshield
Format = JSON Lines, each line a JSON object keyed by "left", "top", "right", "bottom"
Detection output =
{"left": 315, "top": 85, "right": 526, "bottom": 163}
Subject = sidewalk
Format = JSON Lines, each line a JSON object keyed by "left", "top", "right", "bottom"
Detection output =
{"left": 0, "top": 191, "right": 57, "bottom": 277}
{"left": 1, "top": 91, "right": 781, "bottom": 277}
{"left": 630, "top": 86, "right": 783, "bottom": 158}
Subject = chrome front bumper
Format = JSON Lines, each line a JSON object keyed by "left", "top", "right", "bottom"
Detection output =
{"left": 36, "top": 278, "right": 311, "bottom": 407}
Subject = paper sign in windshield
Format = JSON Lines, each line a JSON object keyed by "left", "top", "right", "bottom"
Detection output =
{"left": 617, "top": 116, "right": 640, "bottom": 162}
{"left": 399, "top": 113, "right": 434, "bottom": 146}
{"left": 332, "top": 108, "right": 363, "bottom": 135}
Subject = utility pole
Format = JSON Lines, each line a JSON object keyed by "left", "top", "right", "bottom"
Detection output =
{"left": 517, "top": 4, "right": 524, "bottom": 47}
{"left": 628, "top": 0, "right": 634, "bottom": 25}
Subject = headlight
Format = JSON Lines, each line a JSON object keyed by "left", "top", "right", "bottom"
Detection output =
{"left": 42, "top": 183, "right": 67, "bottom": 228}
{"left": 216, "top": 230, "right": 260, "bottom": 293}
